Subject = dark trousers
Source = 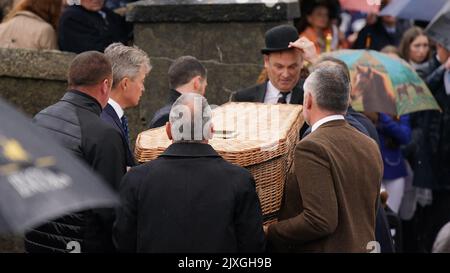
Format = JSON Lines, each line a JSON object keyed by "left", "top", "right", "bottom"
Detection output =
{"left": 402, "top": 190, "right": 450, "bottom": 252}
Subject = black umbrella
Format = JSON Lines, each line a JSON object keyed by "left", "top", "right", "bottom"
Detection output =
{"left": 0, "top": 97, "right": 118, "bottom": 233}
{"left": 426, "top": 1, "right": 450, "bottom": 51}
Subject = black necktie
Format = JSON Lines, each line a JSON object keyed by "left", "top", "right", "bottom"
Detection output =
{"left": 278, "top": 92, "right": 290, "bottom": 104}
{"left": 121, "top": 115, "right": 130, "bottom": 145}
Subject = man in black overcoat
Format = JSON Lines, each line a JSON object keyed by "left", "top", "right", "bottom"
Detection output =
{"left": 114, "top": 93, "right": 266, "bottom": 253}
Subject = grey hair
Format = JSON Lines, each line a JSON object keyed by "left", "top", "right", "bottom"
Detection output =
{"left": 169, "top": 93, "right": 212, "bottom": 142}
{"left": 303, "top": 65, "right": 350, "bottom": 113}
{"left": 104, "top": 43, "right": 151, "bottom": 88}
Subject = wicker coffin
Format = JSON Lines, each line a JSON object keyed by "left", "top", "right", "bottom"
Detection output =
{"left": 135, "top": 102, "right": 304, "bottom": 221}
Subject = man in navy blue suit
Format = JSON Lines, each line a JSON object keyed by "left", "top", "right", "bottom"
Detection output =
{"left": 101, "top": 43, "right": 151, "bottom": 168}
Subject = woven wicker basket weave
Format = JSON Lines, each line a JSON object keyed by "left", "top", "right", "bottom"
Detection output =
{"left": 135, "top": 102, "right": 304, "bottom": 219}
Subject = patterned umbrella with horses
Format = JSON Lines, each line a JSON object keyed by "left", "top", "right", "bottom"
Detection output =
{"left": 327, "top": 49, "right": 440, "bottom": 116}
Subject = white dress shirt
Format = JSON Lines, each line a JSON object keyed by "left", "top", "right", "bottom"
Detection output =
{"left": 311, "top": 115, "right": 345, "bottom": 132}
{"left": 108, "top": 98, "right": 124, "bottom": 121}
{"left": 264, "top": 81, "right": 292, "bottom": 104}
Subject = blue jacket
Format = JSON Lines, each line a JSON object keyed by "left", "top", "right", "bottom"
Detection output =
{"left": 378, "top": 113, "right": 411, "bottom": 180}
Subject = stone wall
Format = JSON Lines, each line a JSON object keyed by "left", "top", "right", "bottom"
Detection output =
{"left": 0, "top": 48, "right": 74, "bottom": 253}
{"left": 0, "top": 48, "right": 74, "bottom": 117}
{"left": 128, "top": 0, "right": 300, "bottom": 132}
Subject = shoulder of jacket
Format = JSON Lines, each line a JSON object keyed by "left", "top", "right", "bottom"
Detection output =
{"left": 234, "top": 83, "right": 265, "bottom": 100}
{"left": 237, "top": 83, "right": 264, "bottom": 94}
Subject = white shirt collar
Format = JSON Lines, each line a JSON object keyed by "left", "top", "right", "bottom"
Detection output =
{"left": 264, "top": 81, "right": 292, "bottom": 104}
{"left": 311, "top": 115, "right": 345, "bottom": 132}
{"left": 108, "top": 98, "right": 124, "bottom": 120}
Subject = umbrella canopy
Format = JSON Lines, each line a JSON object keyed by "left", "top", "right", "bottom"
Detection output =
{"left": 0, "top": 97, "right": 118, "bottom": 233}
{"left": 327, "top": 49, "right": 441, "bottom": 116}
{"left": 379, "top": 0, "right": 447, "bottom": 22}
{"left": 339, "top": 0, "right": 380, "bottom": 13}
{"left": 426, "top": 1, "right": 450, "bottom": 51}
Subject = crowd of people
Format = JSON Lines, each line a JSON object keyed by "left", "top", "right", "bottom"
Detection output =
{"left": 1, "top": 0, "right": 450, "bottom": 253}
{"left": 0, "top": 0, "right": 133, "bottom": 51}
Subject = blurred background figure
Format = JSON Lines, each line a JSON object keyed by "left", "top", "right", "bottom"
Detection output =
{"left": 399, "top": 27, "right": 431, "bottom": 72}
{"left": 381, "top": 45, "right": 401, "bottom": 59}
{"left": 104, "top": 0, "right": 137, "bottom": 15}
{"left": 374, "top": 112, "right": 411, "bottom": 215}
{"left": 58, "top": 0, "right": 131, "bottom": 53}
{"left": 297, "top": 0, "right": 348, "bottom": 54}
{"left": 0, "top": 0, "right": 62, "bottom": 50}
{"left": 353, "top": 0, "right": 411, "bottom": 50}
{"left": 396, "top": 26, "right": 435, "bottom": 253}
{"left": 420, "top": 42, "right": 450, "bottom": 252}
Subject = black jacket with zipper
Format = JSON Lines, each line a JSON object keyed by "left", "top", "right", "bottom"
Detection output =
{"left": 24, "top": 90, "right": 126, "bottom": 253}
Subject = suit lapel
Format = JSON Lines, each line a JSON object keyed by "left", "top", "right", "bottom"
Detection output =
{"left": 103, "top": 104, "right": 136, "bottom": 166}
{"left": 105, "top": 104, "right": 126, "bottom": 137}
{"left": 257, "top": 82, "right": 268, "bottom": 102}
{"left": 290, "top": 80, "right": 304, "bottom": 105}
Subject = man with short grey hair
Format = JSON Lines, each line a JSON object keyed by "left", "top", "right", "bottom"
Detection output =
{"left": 114, "top": 93, "right": 265, "bottom": 252}
{"left": 101, "top": 42, "right": 151, "bottom": 167}
{"left": 168, "top": 93, "right": 212, "bottom": 142}
{"left": 266, "top": 66, "right": 383, "bottom": 252}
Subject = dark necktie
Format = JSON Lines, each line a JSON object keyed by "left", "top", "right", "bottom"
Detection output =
{"left": 121, "top": 115, "right": 130, "bottom": 146}
{"left": 278, "top": 92, "right": 290, "bottom": 104}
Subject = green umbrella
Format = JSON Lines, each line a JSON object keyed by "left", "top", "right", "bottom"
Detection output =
{"left": 327, "top": 49, "right": 441, "bottom": 116}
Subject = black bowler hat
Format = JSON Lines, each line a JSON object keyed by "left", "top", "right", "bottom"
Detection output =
{"left": 261, "top": 25, "right": 299, "bottom": 55}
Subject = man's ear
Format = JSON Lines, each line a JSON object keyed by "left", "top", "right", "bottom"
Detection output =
{"left": 120, "top": 77, "right": 129, "bottom": 92}
{"left": 192, "top": 76, "right": 202, "bottom": 93}
{"left": 102, "top": 78, "right": 111, "bottom": 95}
{"left": 165, "top": 122, "right": 173, "bottom": 140}
{"left": 305, "top": 92, "right": 313, "bottom": 110}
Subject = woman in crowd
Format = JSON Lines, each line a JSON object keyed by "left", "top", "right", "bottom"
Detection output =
{"left": 397, "top": 27, "right": 434, "bottom": 224}
{"left": 399, "top": 27, "right": 432, "bottom": 77}
{"left": 375, "top": 112, "right": 412, "bottom": 215}
{"left": 0, "top": 0, "right": 62, "bottom": 50}
{"left": 398, "top": 27, "right": 450, "bottom": 252}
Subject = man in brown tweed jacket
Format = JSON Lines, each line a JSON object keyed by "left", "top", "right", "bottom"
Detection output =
{"left": 266, "top": 63, "right": 383, "bottom": 253}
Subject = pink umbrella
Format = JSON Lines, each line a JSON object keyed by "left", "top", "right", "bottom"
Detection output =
{"left": 340, "top": 0, "right": 381, "bottom": 13}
